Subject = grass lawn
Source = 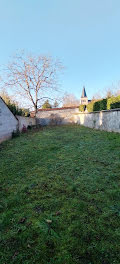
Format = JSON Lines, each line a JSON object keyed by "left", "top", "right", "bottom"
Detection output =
{"left": 0, "top": 125, "right": 120, "bottom": 264}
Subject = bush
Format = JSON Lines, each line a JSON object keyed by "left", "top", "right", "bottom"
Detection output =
{"left": 93, "top": 99, "right": 107, "bottom": 111}
{"left": 110, "top": 102, "right": 120, "bottom": 109}
{"left": 22, "top": 125, "right": 27, "bottom": 133}
{"left": 8, "top": 103, "right": 30, "bottom": 116}
{"left": 1, "top": 92, "right": 30, "bottom": 116}
{"left": 87, "top": 101, "right": 95, "bottom": 112}
{"left": 8, "top": 103, "right": 22, "bottom": 116}
{"left": 79, "top": 105, "right": 86, "bottom": 112}
{"left": 27, "top": 125, "right": 32, "bottom": 130}
{"left": 107, "top": 95, "right": 120, "bottom": 110}
{"left": 85, "top": 96, "right": 120, "bottom": 113}
{"left": 12, "top": 129, "right": 20, "bottom": 138}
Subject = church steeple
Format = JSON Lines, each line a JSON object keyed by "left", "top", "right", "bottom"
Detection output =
{"left": 80, "top": 86, "right": 88, "bottom": 105}
{"left": 81, "top": 86, "right": 87, "bottom": 98}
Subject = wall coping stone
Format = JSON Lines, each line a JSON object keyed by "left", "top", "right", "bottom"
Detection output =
{"left": 75, "top": 108, "right": 120, "bottom": 115}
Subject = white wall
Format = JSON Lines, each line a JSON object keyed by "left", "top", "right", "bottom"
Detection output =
{"left": 0, "top": 97, "right": 18, "bottom": 143}
{"left": 36, "top": 107, "right": 120, "bottom": 133}
{"left": 16, "top": 115, "right": 36, "bottom": 131}
{"left": 1, "top": 98, "right": 120, "bottom": 144}
{"left": 36, "top": 107, "right": 79, "bottom": 125}
{"left": 74, "top": 109, "right": 120, "bottom": 133}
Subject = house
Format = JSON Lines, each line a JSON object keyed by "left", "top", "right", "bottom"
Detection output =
{"left": 0, "top": 97, "right": 18, "bottom": 143}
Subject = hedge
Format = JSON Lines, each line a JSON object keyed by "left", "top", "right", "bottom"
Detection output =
{"left": 81, "top": 95, "right": 120, "bottom": 113}
{"left": 79, "top": 105, "right": 86, "bottom": 112}
{"left": 93, "top": 99, "right": 107, "bottom": 111}
{"left": 107, "top": 95, "right": 120, "bottom": 110}
{"left": 86, "top": 101, "right": 95, "bottom": 112}
{"left": 87, "top": 99, "right": 107, "bottom": 112}
{"left": 8, "top": 103, "right": 30, "bottom": 116}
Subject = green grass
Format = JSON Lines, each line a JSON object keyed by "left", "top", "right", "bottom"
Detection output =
{"left": 0, "top": 125, "right": 120, "bottom": 264}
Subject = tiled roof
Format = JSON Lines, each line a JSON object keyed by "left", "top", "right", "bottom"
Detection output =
{"left": 30, "top": 105, "right": 79, "bottom": 116}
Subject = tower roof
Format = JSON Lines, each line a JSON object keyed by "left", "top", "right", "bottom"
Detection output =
{"left": 81, "top": 86, "right": 87, "bottom": 98}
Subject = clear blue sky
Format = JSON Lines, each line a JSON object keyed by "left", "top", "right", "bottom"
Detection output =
{"left": 0, "top": 0, "right": 120, "bottom": 100}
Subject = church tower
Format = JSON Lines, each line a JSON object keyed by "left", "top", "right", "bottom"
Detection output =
{"left": 80, "top": 86, "right": 88, "bottom": 105}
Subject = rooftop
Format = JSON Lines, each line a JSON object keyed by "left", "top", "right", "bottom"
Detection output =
{"left": 81, "top": 86, "right": 87, "bottom": 98}
{"left": 30, "top": 105, "right": 79, "bottom": 117}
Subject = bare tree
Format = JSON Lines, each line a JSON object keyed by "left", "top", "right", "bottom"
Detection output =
{"left": 114, "top": 81, "right": 120, "bottom": 96}
{"left": 105, "top": 88, "right": 114, "bottom": 98}
{"left": 104, "top": 82, "right": 120, "bottom": 98}
{"left": 62, "top": 93, "right": 79, "bottom": 107}
{"left": 4, "top": 52, "right": 63, "bottom": 114}
{"left": 0, "top": 88, "right": 18, "bottom": 105}
{"left": 92, "top": 92, "right": 101, "bottom": 101}
{"left": 53, "top": 99, "right": 59, "bottom": 108}
{"left": 116, "top": 89, "right": 120, "bottom": 96}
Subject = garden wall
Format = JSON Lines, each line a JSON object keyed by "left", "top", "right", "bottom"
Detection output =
{"left": 35, "top": 106, "right": 120, "bottom": 133}
{"left": 16, "top": 115, "right": 36, "bottom": 131}
{"left": 36, "top": 106, "right": 79, "bottom": 125}
{"left": 74, "top": 109, "right": 120, "bottom": 133}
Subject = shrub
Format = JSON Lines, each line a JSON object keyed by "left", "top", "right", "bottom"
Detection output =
{"left": 12, "top": 129, "right": 20, "bottom": 138}
{"left": 27, "top": 125, "right": 32, "bottom": 130}
{"left": 93, "top": 99, "right": 107, "bottom": 111}
{"left": 110, "top": 102, "right": 120, "bottom": 109}
{"left": 8, "top": 103, "right": 22, "bottom": 116}
{"left": 22, "top": 125, "right": 27, "bottom": 133}
{"left": 1, "top": 92, "right": 30, "bottom": 116}
{"left": 87, "top": 101, "right": 95, "bottom": 112}
{"left": 8, "top": 103, "right": 30, "bottom": 116}
{"left": 107, "top": 95, "right": 120, "bottom": 110}
{"left": 82, "top": 95, "right": 120, "bottom": 113}
{"left": 79, "top": 105, "right": 86, "bottom": 112}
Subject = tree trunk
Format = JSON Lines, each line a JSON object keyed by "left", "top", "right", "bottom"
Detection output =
{"left": 34, "top": 105, "right": 38, "bottom": 126}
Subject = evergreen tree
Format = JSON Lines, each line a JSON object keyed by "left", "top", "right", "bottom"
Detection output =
{"left": 42, "top": 100, "right": 52, "bottom": 109}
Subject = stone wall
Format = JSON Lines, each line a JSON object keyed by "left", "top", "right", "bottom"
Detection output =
{"left": 1, "top": 96, "right": 120, "bottom": 144}
{"left": 74, "top": 109, "right": 120, "bottom": 133}
{"left": 16, "top": 115, "right": 36, "bottom": 131}
{"left": 0, "top": 97, "right": 18, "bottom": 143}
{"left": 36, "top": 107, "right": 79, "bottom": 125}
{"left": 36, "top": 106, "right": 120, "bottom": 133}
